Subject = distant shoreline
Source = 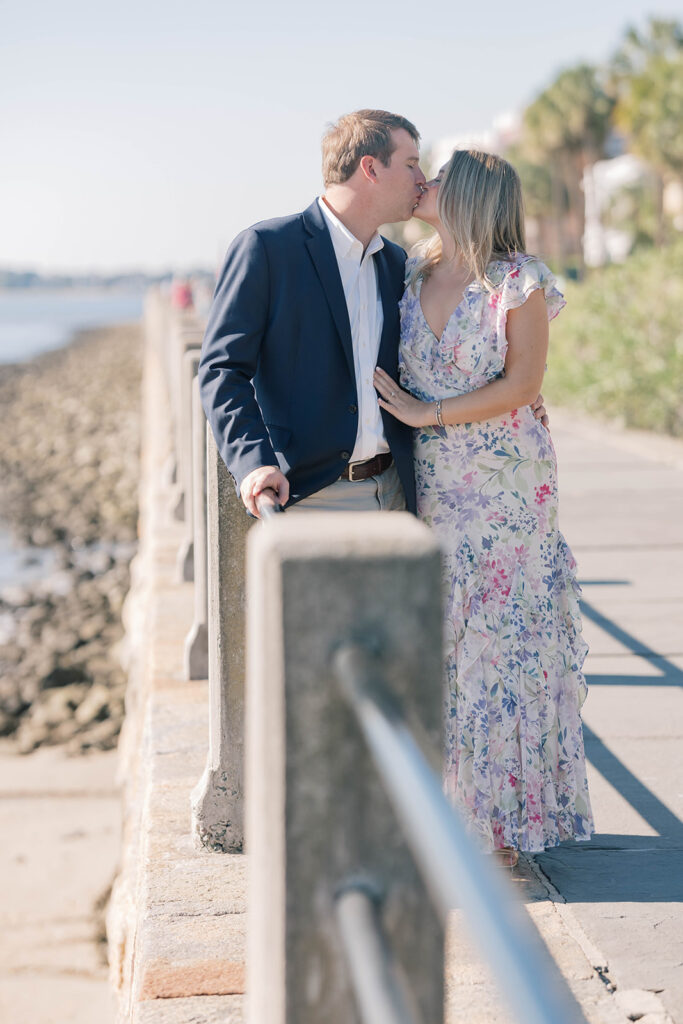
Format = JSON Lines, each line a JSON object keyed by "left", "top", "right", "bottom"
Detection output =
{"left": 0, "top": 289, "right": 146, "bottom": 366}
{"left": 0, "top": 269, "right": 213, "bottom": 291}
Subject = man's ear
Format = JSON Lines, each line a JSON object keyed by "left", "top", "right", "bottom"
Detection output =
{"left": 359, "top": 154, "right": 378, "bottom": 184}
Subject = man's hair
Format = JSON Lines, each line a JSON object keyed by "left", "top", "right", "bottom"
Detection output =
{"left": 322, "top": 109, "right": 420, "bottom": 186}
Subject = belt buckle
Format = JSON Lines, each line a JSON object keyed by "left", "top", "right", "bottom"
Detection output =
{"left": 348, "top": 461, "right": 362, "bottom": 482}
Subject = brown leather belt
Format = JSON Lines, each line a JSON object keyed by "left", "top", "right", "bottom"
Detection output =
{"left": 340, "top": 452, "right": 393, "bottom": 482}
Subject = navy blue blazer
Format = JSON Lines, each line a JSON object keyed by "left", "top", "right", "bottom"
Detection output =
{"left": 198, "top": 199, "right": 416, "bottom": 513}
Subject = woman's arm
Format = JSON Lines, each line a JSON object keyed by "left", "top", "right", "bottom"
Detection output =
{"left": 374, "top": 288, "right": 549, "bottom": 428}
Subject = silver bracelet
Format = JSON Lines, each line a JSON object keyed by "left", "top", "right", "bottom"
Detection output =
{"left": 435, "top": 399, "right": 445, "bottom": 428}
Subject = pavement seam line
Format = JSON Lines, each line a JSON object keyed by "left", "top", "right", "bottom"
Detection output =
{"left": 524, "top": 856, "right": 611, "bottom": 973}
{"left": 523, "top": 858, "right": 678, "bottom": 1023}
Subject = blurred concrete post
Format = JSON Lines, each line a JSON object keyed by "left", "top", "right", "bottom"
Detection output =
{"left": 143, "top": 287, "right": 168, "bottom": 360}
{"left": 184, "top": 385, "right": 209, "bottom": 680}
{"left": 144, "top": 290, "right": 175, "bottom": 485}
{"left": 176, "top": 350, "right": 201, "bottom": 581}
{"left": 191, "top": 429, "right": 250, "bottom": 852}
{"left": 245, "top": 513, "right": 444, "bottom": 1024}
{"left": 169, "top": 316, "right": 203, "bottom": 521}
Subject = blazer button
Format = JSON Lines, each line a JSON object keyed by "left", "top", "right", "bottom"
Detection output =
{"left": 341, "top": 451, "right": 351, "bottom": 461}
{"left": 348, "top": 404, "right": 358, "bottom": 414}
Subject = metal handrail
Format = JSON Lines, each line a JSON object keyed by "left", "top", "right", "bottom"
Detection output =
{"left": 255, "top": 488, "right": 284, "bottom": 521}
{"left": 332, "top": 642, "right": 587, "bottom": 1024}
{"left": 335, "top": 883, "right": 421, "bottom": 1024}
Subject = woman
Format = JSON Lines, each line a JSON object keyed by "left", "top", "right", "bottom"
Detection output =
{"left": 374, "top": 150, "right": 593, "bottom": 862}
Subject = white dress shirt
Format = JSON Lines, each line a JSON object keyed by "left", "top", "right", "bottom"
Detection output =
{"left": 318, "top": 197, "right": 390, "bottom": 463}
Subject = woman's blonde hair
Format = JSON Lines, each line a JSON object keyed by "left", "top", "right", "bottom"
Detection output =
{"left": 409, "top": 149, "right": 526, "bottom": 290}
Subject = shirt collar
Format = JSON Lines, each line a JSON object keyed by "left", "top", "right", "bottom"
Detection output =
{"left": 318, "top": 196, "right": 384, "bottom": 262}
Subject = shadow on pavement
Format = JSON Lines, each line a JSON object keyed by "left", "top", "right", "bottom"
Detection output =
{"left": 536, "top": 588, "right": 683, "bottom": 904}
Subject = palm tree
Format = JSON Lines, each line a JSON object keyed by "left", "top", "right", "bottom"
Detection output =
{"left": 610, "top": 18, "right": 683, "bottom": 79}
{"left": 522, "top": 65, "right": 615, "bottom": 274}
{"left": 611, "top": 20, "right": 683, "bottom": 241}
{"left": 504, "top": 146, "right": 557, "bottom": 260}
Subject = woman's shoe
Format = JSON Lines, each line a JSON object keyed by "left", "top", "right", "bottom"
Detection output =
{"left": 493, "top": 846, "right": 519, "bottom": 869}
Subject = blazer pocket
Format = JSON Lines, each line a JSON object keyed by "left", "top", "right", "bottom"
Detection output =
{"left": 266, "top": 423, "right": 292, "bottom": 452}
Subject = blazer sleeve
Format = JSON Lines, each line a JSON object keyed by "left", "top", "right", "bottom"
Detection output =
{"left": 198, "top": 227, "right": 278, "bottom": 491}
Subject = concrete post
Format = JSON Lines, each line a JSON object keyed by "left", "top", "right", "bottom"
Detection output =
{"left": 183, "top": 385, "right": 209, "bottom": 680}
{"left": 245, "top": 513, "right": 445, "bottom": 1024}
{"left": 190, "top": 430, "right": 251, "bottom": 852}
{"left": 176, "top": 350, "right": 201, "bottom": 582}
{"left": 169, "top": 316, "right": 203, "bottom": 521}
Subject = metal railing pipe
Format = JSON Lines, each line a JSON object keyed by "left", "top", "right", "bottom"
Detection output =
{"left": 332, "top": 642, "right": 587, "bottom": 1024}
{"left": 255, "top": 488, "right": 284, "bottom": 521}
{"left": 335, "top": 884, "right": 423, "bottom": 1024}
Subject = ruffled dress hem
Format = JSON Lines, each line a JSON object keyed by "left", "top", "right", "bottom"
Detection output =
{"left": 442, "top": 533, "right": 594, "bottom": 854}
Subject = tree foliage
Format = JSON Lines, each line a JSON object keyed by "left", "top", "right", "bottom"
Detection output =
{"left": 614, "top": 53, "right": 683, "bottom": 179}
{"left": 544, "top": 238, "right": 683, "bottom": 436}
{"left": 505, "top": 18, "right": 683, "bottom": 269}
{"left": 523, "top": 64, "right": 614, "bottom": 164}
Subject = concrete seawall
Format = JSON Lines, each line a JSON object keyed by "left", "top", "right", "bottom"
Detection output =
{"left": 107, "top": 320, "right": 245, "bottom": 1023}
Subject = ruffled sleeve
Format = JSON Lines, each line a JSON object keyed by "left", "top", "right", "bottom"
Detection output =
{"left": 500, "top": 257, "right": 566, "bottom": 322}
{"left": 404, "top": 255, "right": 420, "bottom": 289}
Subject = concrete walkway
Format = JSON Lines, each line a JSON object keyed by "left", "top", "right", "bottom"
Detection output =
{"left": 0, "top": 746, "right": 120, "bottom": 1024}
{"left": 539, "top": 412, "right": 683, "bottom": 1022}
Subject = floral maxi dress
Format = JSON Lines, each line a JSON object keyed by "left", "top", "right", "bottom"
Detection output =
{"left": 399, "top": 255, "right": 594, "bottom": 853}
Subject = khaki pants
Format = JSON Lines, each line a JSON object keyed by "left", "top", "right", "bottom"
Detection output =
{"left": 287, "top": 461, "right": 406, "bottom": 514}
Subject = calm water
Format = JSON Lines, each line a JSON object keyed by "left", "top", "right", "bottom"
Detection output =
{"left": 0, "top": 288, "right": 144, "bottom": 364}
{"left": 0, "top": 288, "right": 144, "bottom": 594}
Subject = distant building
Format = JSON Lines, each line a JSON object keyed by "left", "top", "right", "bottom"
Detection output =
{"left": 428, "top": 111, "right": 522, "bottom": 173}
{"left": 583, "top": 154, "right": 650, "bottom": 266}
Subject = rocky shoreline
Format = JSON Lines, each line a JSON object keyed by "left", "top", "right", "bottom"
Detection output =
{"left": 0, "top": 324, "right": 142, "bottom": 753}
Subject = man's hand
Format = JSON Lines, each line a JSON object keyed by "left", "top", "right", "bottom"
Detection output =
{"left": 531, "top": 393, "right": 549, "bottom": 429}
{"left": 240, "top": 466, "right": 289, "bottom": 518}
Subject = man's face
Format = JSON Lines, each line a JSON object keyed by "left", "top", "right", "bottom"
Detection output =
{"left": 374, "top": 128, "right": 426, "bottom": 223}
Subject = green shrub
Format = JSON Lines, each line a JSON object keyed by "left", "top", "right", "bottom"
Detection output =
{"left": 545, "top": 239, "right": 683, "bottom": 436}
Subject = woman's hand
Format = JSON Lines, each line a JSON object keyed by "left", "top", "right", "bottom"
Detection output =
{"left": 373, "top": 367, "right": 433, "bottom": 428}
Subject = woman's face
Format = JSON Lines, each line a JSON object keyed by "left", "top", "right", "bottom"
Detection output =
{"left": 413, "top": 165, "right": 446, "bottom": 225}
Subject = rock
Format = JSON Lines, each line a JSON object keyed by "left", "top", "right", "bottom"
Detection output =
{"left": 17, "top": 724, "right": 50, "bottom": 753}
{"left": 77, "top": 614, "right": 109, "bottom": 644}
{"left": 30, "top": 524, "right": 55, "bottom": 546}
{"left": 0, "top": 326, "right": 141, "bottom": 752}
{"left": 74, "top": 685, "right": 111, "bottom": 727}
{"left": 0, "top": 709, "right": 18, "bottom": 737}
{"left": 0, "top": 586, "right": 32, "bottom": 608}
{"left": 16, "top": 677, "right": 40, "bottom": 705}
{"left": 30, "top": 684, "right": 89, "bottom": 727}
{"left": 36, "top": 570, "right": 75, "bottom": 598}
{"left": 69, "top": 717, "right": 120, "bottom": 754}
{"left": 0, "top": 611, "right": 16, "bottom": 644}
{"left": 48, "top": 717, "right": 83, "bottom": 744}
{"left": 42, "top": 665, "right": 88, "bottom": 689}
{"left": 80, "top": 550, "right": 115, "bottom": 575}
{"left": 0, "top": 642, "right": 23, "bottom": 665}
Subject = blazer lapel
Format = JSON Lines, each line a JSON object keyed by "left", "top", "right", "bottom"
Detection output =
{"left": 375, "top": 248, "right": 400, "bottom": 372}
{"left": 302, "top": 201, "right": 355, "bottom": 380}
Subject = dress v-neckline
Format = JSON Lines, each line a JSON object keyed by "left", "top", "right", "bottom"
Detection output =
{"left": 417, "top": 275, "right": 474, "bottom": 343}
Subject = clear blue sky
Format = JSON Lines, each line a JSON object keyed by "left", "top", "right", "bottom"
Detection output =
{"left": 1, "top": 0, "right": 679, "bottom": 273}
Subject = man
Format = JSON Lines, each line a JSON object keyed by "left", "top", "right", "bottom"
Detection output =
{"left": 199, "top": 109, "right": 544, "bottom": 517}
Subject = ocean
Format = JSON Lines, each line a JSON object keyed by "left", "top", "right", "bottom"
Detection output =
{"left": 0, "top": 288, "right": 145, "bottom": 365}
